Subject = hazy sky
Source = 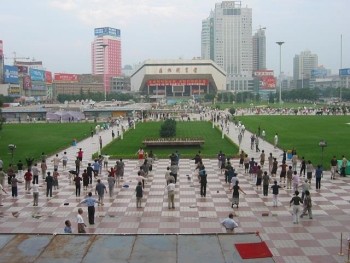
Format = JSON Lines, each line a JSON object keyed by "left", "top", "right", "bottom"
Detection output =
{"left": 1, "top": 0, "right": 349, "bottom": 76}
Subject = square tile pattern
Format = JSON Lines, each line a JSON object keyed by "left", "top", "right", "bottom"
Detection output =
{"left": 0, "top": 125, "right": 349, "bottom": 263}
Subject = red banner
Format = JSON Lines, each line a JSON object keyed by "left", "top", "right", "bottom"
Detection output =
{"left": 23, "top": 75, "right": 32, "bottom": 90}
{"left": 147, "top": 79, "right": 208, "bottom": 86}
{"left": 45, "top": 71, "right": 52, "bottom": 83}
{"left": 54, "top": 73, "right": 78, "bottom": 82}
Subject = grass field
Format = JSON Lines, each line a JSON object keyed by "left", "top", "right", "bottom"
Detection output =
{"left": 0, "top": 123, "right": 95, "bottom": 167}
{"left": 102, "top": 121, "right": 238, "bottom": 159}
{"left": 237, "top": 115, "right": 350, "bottom": 169}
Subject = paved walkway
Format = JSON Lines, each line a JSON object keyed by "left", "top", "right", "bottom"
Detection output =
{"left": 0, "top": 117, "right": 349, "bottom": 263}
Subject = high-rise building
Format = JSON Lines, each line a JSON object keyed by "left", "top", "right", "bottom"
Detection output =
{"left": 91, "top": 27, "right": 122, "bottom": 94}
{"left": 0, "top": 40, "right": 4, "bottom": 84}
{"left": 201, "top": 1, "right": 253, "bottom": 92}
{"left": 293, "top": 50, "right": 318, "bottom": 88}
{"left": 252, "top": 28, "right": 266, "bottom": 71}
{"left": 201, "top": 11, "right": 214, "bottom": 61}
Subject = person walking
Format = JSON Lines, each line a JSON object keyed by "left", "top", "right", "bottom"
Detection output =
{"left": 31, "top": 163, "right": 39, "bottom": 185}
{"left": 165, "top": 179, "right": 176, "bottom": 209}
{"left": 11, "top": 174, "right": 22, "bottom": 198}
{"left": 82, "top": 169, "right": 89, "bottom": 191}
{"left": 95, "top": 179, "right": 107, "bottom": 206}
{"left": 341, "top": 155, "right": 347, "bottom": 177}
{"left": 52, "top": 168, "right": 60, "bottom": 190}
{"left": 221, "top": 213, "right": 238, "bottom": 233}
{"left": 315, "top": 165, "right": 323, "bottom": 190}
{"left": 274, "top": 133, "right": 278, "bottom": 149}
{"left": 199, "top": 167, "right": 207, "bottom": 197}
{"left": 73, "top": 174, "right": 82, "bottom": 197}
{"left": 231, "top": 181, "right": 246, "bottom": 208}
{"left": 32, "top": 183, "right": 39, "bottom": 206}
{"left": 290, "top": 190, "right": 303, "bottom": 224}
{"left": 24, "top": 169, "right": 32, "bottom": 191}
{"left": 77, "top": 208, "right": 86, "bottom": 233}
{"left": 45, "top": 172, "right": 54, "bottom": 198}
{"left": 300, "top": 190, "right": 313, "bottom": 219}
{"left": 299, "top": 157, "right": 306, "bottom": 177}
{"left": 80, "top": 192, "right": 100, "bottom": 225}
{"left": 107, "top": 174, "right": 116, "bottom": 197}
{"left": 136, "top": 182, "right": 143, "bottom": 208}
{"left": 330, "top": 155, "right": 337, "bottom": 180}
{"left": 306, "top": 160, "right": 314, "bottom": 184}
{"left": 271, "top": 180, "right": 282, "bottom": 207}
{"left": 262, "top": 171, "right": 270, "bottom": 196}
{"left": 0, "top": 183, "right": 8, "bottom": 206}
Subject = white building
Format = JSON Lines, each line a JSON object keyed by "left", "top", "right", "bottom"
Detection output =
{"left": 293, "top": 50, "right": 318, "bottom": 88}
{"left": 130, "top": 59, "right": 226, "bottom": 97}
{"left": 202, "top": 1, "right": 253, "bottom": 92}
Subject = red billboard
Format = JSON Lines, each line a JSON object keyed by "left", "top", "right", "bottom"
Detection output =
{"left": 54, "top": 73, "right": 78, "bottom": 82}
{"left": 23, "top": 75, "right": 32, "bottom": 90}
{"left": 260, "top": 76, "right": 276, "bottom": 89}
{"left": 45, "top": 71, "right": 52, "bottom": 83}
{"left": 147, "top": 79, "right": 208, "bottom": 86}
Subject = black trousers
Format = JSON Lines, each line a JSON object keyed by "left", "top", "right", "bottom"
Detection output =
{"left": 263, "top": 185, "right": 268, "bottom": 196}
{"left": 88, "top": 206, "right": 95, "bottom": 224}
{"left": 76, "top": 184, "right": 81, "bottom": 196}
{"left": 200, "top": 183, "right": 207, "bottom": 197}
{"left": 46, "top": 185, "right": 52, "bottom": 197}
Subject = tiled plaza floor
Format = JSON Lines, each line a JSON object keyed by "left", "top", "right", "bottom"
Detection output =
{"left": 0, "top": 119, "right": 348, "bottom": 263}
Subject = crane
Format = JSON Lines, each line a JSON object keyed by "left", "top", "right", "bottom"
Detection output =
{"left": 4, "top": 52, "right": 30, "bottom": 65}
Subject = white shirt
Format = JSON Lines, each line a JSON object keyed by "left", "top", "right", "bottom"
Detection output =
{"left": 77, "top": 214, "right": 84, "bottom": 224}
{"left": 166, "top": 183, "right": 176, "bottom": 192}
{"left": 32, "top": 184, "right": 39, "bottom": 193}
{"left": 221, "top": 218, "right": 238, "bottom": 230}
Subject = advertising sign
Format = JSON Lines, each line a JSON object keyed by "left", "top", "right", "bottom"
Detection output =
{"left": 311, "top": 68, "right": 327, "bottom": 78}
{"left": 259, "top": 75, "right": 276, "bottom": 90}
{"left": 339, "top": 68, "right": 350, "bottom": 76}
{"left": 54, "top": 73, "right": 78, "bottom": 82}
{"left": 45, "top": 71, "right": 52, "bottom": 83}
{"left": 94, "top": 27, "right": 121, "bottom": 37}
{"left": 32, "top": 85, "right": 46, "bottom": 91}
{"left": 147, "top": 79, "right": 208, "bottom": 86}
{"left": 18, "top": 66, "right": 28, "bottom": 74}
{"left": 23, "top": 75, "right": 32, "bottom": 90}
{"left": 254, "top": 70, "right": 274, "bottom": 77}
{"left": 4, "top": 65, "right": 19, "bottom": 84}
{"left": 29, "top": 68, "right": 45, "bottom": 82}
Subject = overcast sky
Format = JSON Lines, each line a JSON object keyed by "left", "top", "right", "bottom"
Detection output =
{"left": 1, "top": 0, "right": 349, "bottom": 76}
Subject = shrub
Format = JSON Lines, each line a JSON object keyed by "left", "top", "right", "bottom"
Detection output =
{"left": 160, "top": 119, "right": 176, "bottom": 138}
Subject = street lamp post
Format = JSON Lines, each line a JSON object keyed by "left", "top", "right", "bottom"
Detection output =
{"left": 276, "top": 42, "right": 284, "bottom": 104}
{"left": 319, "top": 140, "right": 327, "bottom": 168}
{"left": 100, "top": 43, "right": 108, "bottom": 101}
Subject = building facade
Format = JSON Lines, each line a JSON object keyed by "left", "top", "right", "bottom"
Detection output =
{"left": 252, "top": 28, "right": 266, "bottom": 71}
{"left": 91, "top": 27, "right": 122, "bottom": 93}
{"left": 201, "top": 11, "right": 214, "bottom": 61}
{"left": 202, "top": 1, "right": 253, "bottom": 92}
{"left": 293, "top": 50, "right": 318, "bottom": 88}
{"left": 130, "top": 59, "right": 226, "bottom": 99}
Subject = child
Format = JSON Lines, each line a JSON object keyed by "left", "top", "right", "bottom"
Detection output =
{"left": 77, "top": 208, "right": 86, "bottom": 233}
{"left": 32, "top": 183, "right": 39, "bottom": 206}
{"left": 300, "top": 190, "right": 312, "bottom": 219}
{"left": 64, "top": 220, "right": 72, "bottom": 233}
{"left": 271, "top": 181, "right": 282, "bottom": 207}
{"left": 136, "top": 182, "right": 143, "bottom": 208}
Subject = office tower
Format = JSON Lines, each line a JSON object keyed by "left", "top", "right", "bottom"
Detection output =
{"left": 201, "top": 11, "right": 214, "bottom": 61}
{"left": 91, "top": 27, "right": 122, "bottom": 94}
{"left": 202, "top": 1, "right": 253, "bottom": 92}
{"left": 293, "top": 50, "right": 318, "bottom": 88}
{"left": 253, "top": 28, "right": 266, "bottom": 71}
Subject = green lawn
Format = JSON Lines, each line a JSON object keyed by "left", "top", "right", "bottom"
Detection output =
{"left": 0, "top": 123, "right": 95, "bottom": 167}
{"left": 237, "top": 115, "right": 350, "bottom": 169}
{"left": 102, "top": 121, "right": 238, "bottom": 159}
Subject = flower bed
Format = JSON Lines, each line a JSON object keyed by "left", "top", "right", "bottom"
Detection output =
{"left": 143, "top": 138, "right": 204, "bottom": 147}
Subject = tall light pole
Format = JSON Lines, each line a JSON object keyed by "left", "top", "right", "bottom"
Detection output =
{"left": 276, "top": 42, "right": 284, "bottom": 104}
{"left": 100, "top": 43, "right": 108, "bottom": 101}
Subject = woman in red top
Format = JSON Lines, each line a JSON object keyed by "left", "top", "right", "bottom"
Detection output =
{"left": 77, "top": 148, "right": 83, "bottom": 162}
{"left": 137, "top": 148, "right": 144, "bottom": 160}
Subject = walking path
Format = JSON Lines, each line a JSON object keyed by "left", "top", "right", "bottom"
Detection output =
{"left": 0, "top": 117, "right": 349, "bottom": 263}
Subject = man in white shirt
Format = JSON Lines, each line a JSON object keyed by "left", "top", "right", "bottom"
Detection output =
{"left": 0, "top": 184, "right": 8, "bottom": 206}
{"left": 165, "top": 180, "right": 176, "bottom": 209}
{"left": 221, "top": 213, "right": 238, "bottom": 233}
{"left": 32, "top": 183, "right": 39, "bottom": 206}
